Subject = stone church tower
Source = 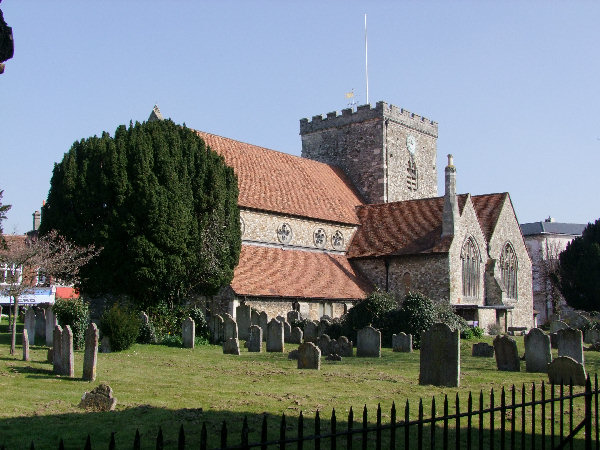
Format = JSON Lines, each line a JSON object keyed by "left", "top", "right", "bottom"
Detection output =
{"left": 300, "top": 101, "right": 438, "bottom": 204}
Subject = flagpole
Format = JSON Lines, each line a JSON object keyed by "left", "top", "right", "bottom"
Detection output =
{"left": 365, "top": 13, "right": 369, "bottom": 105}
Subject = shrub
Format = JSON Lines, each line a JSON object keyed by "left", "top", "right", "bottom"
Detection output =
{"left": 472, "top": 326, "right": 484, "bottom": 338}
{"left": 146, "top": 302, "right": 183, "bottom": 339}
{"left": 187, "top": 306, "right": 210, "bottom": 340}
{"left": 100, "top": 303, "right": 140, "bottom": 352}
{"left": 432, "top": 301, "right": 469, "bottom": 334}
{"left": 461, "top": 327, "right": 474, "bottom": 340}
{"left": 137, "top": 315, "right": 157, "bottom": 344}
{"left": 52, "top": 298, "right": 90, "bottom": 349}
{"left": 394, "top": 292, "right": 436, "bottom": 348}
{"left": 342, "top": 290, "right": 397, "bottom": 341}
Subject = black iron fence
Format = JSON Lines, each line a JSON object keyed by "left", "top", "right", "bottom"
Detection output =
{"left": 12, "top": 375, "right": 600, "bottom": 450}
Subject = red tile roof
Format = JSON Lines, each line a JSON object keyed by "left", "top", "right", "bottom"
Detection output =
{"left": 231, "top": 245, "right": 372, "bottom": 300}
{"left": 196, "top": 131, "right": 364, "bottom": 225}
{"left": 347, "top": 193, "right": 508, "bottom": 258}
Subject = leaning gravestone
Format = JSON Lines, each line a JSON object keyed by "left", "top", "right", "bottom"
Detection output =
{"left": 83, "top": 323, "right": 99, "bottom": 381}
{"left": 247, "top": 325, "right": 262, "bottom": 352}
{"left": 392, "top": 333, "right": 412, "bottom": 352}
{"left": 337, "top": 336, "right": 353, "bottom": 357}
{"left": 290, "top": 326, "right": 303, "bottom": 344}
{"left": 223, "top": 314, "right": 238, "bottom": 341}
{"left": 419, "top": 323, "right": 460, "bottom": 387}
{"left": 267, "top": 318, "right": 284, "bottom": 352}
{"left": 223, "top": 337, "right": 240, "bottom": 355}
{"left": 258, "top": 312, "right": 269, "bottom": 341}
{"left": 557, "top": 328, "right": 584, "bottom": 365}
{"left": 62, "top": 325, "right": 75, "bottom": 377}
{"left": 524, "top": 328, "right": 552, "bottom": 373}
{"left": 236, "top": 304, "right": 252, "bottom": 340}
{"left": 45, "top": 307, "right": 57, "bottom": 346}
{"left": 287, "top": 310, "right": 301, "bottom": 323}
{"left": 297, "top": 342, "right": 321, "bottom": 370}
{"left": 303, "top": 321, "right": 318, "bottom": 343}
{"left": 53, "top": 325, "right": 63, "bottom": 374}
{"left": 550, "top": 320, "right": 569, "bottom": 333}
{"left": 283, "top": 321, "right": 291, "bottom": 343}
{"left": 472, "top": 342, "right": 494, "bottom": 357}
{"left": 182, "top": 317, "right": 195, "bottom": 349}
{"left": 24, "top": 307, "right": 36, "bottom": 346}
{"left": 35, "top": 308, "right": 46, "bottom": 344}
{"left": 209, "top": 314, "right": 224, "bottom": 344}
{"left": 22, "top": 329, "right": 30, "bottom": 361}
{"left": 548, "top": 356, "right": 586, "bottom": 386}
{"left": 357, "top": 326, "right": 381, "bottom": 357}
{"left": 493, "top": 335, "right": 520, "bottom": 372}
{"left": 318, "top": 334, "right": 332, "bottom": 356}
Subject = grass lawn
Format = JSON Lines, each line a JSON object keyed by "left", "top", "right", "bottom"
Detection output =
{"left": 0, "top": 323, "right": 598, "bottom": 449}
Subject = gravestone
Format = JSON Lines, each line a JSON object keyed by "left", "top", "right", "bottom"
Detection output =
{"left": 258, "top": 312, "right": 269, "bottom": 341}
{"left": 318, "top": 319, "right": 330, "bottom": 337}
{"left": 24, "top": 307, "right": 36, "bottom": 346}
{"left": 248, "top": 325, "right": 262, "bottom": 352}
{"left": 236, "top": 304, "right": 252, "bottom": 340}
{"left": 209, "top": 314, "right": 224, "bottom": 344}
{"left": 53, "top": 325, "right": 63, "bottom": 374}
{"left": 357, "top": 326, "right": 381, "bottom": 357}
{"left": 79, "top": 384, "right": 117, "bottom": 411}
{"left": 276, "top": 315, "right": 286, "bottom": 323}
{"left": 472, "top": 342, "right": 494, "bottom": 357}
{"left": 223, "top": 337, "right": 240, "bottom": 355}
{"left": 100, "top": 336, "right": 111, "bottom": 353}
{"left": 45, "top": 307, "right": 57, "bottom": 346}
{"left": 303, "top": 321, "right": 318, "bottom": 343}
{"left": 62, "top": 325, "right": 74, "bottom": 377}
{"left": 251, "top": 309, "right": 260, "bottom": 328}
{"left": 297, "top": 342, "right": 321, "bottom": 369}
{"left": 557, "top": 328, "right": 584, "bottom": 365}
{"left": 223, "top": 314, "right": 238, "bottom": 341}
{"left": 182, "top": 317, "right": 195, "bottom": 349}
{"left": 83, "top": 323, "right": 99, "bottom": 381}
{"left": 326, "top": 354, "right": 342, "bottom": 361}
{"left": 550, "top": 320, "right": 569, "bottom": 333}
{"left": 283, "top": 321, "right": 291, "bottom": 343}
{"left": 337, "top": 336, "right": 353, "bottom": 357}
{"left": 493, "top": 335, "right": 520, "bottom": 372}
{"left": 22, "top": 329, "right": 30, "bottom": 361}
{"left": 287, "top": 310, "right": 301, "bottom": 323}
{"left": 550, "top": 332, "right": 558, "bottom": 349}
{"left": 547, "top": 356, "right": 587, "bottom": 386}
{"left": 524, "top": 328, "right": 552, "bottom": 373}
{"left": 318, "top": 334, "right": 332, "bottom": 356}
{"left": 288, "top": 349, "right": 299, "bottom": 360}
{"left": 267, "top": 318, "right": 284, "bottom": 352}
{"left": 0, "top": 305, "right": 2, "bottom": 324}
{"left": 584, "top": 329, "right": 600, "bottom": 344}
{"left": 392, "top": 333, "right": 412, "bottom": 352}
{"left": 35, "top": 308, "right": 46, "bottom": 344}
{"left": 419, "top": 323, "right": 460, "bottom": 387}
{"left": 290, "top": 326, "right": 303, "bottom": 344}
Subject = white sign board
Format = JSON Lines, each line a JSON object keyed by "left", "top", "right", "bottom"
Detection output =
{"left": 0, "top": 287, "right": 55, "bottom": 305}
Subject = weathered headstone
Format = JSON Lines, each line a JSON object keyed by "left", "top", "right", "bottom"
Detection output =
{"left": 53, "top": 325, "right": 63, "bottom": 374}
{"left": 236, "top": 304, "right": 252, "bottom": 340}
{"left": 258, "top": 311, "right": 268, "bottom": 341}
{"left": 209, "top": 314, "right": 224, "bottom": 344}
{"left": 22, "top": 328, "right": 30, "bottom": 361}
{"left": 337, "top": 336, "right": 353, "bottom": 357}
{"left": 35, "top": 308, "right": 46, "bottom": 344}
{"left": 303, "top": 321, "right": 318, "bottom": 343}
{"left": 247, "top": 325, "right": 262, "bottom": 352}
{"left": 83, "top": 323, "right": 99, "bottom": 381}
{"left": 297, "top": 342, "right": 321, "bottom": 369}
{"left": 223, "top": 337, "right": 240, "bottom": 355}
{"left": 318, "top": 319, "right": 331, "bottom": 337}
{"left": 267, "top": 318, "right": 284, "bottom": 352}
{"left": 584, "top": 329, "right": 600, "bottom": 344}
{"left": 251, "top": 309, "right": 260, "bottom": 327}
{"left": 79, "top": 384, "right": 117, "bottom": 411}
{"left": 287, "top": 310, "right": 301, "bottom": 323}
{"left": 24, "top": 307, "right": 36, "bottom": 346}
{"left": 550, "top": 332, "right": 558, "bottom": 349}
{"left": 524, "top": 328, "right": 552, "bottom": 373}
{"left": 357, "top": 326, "right": 381, "bottom": 357}
{"left": 45, "top": 307, "right": 57, "bottom": 346}
{"left": 392, "top": 332, "right": 412, "bottom": 352}
{"left": 283, "top": 321, "right": 291, "bottom": 343}
{"left": 182, "top": 317, "right": 195, "bottom": 349}
{"left": 290, "top": 326, "right": 303, "bottom": 344}
{"left": 62, "top": 325, "right": 74, "bottom": 377}
{"left": 550, "top": 320, "right": 569, "bottom": 333}
{"left": 419, "top": 323, "right": 460, "bottom": 387}
{"left": 318, "top": 334, "right": 332, "bottom": 356}
{"left": 276, "top": 315, "right": 286, "bottom": 323}
{"left": 493, "top": 335, "right": 520, "bottom": 372}
{"left": 557, "top": 328, "right": 584, "bottom": 365}
{"left": 223, "top": 314, "right": 238, "bottom": 341}
{"left": 472, "top": 342, "right": 494, "bottom": 357}
{"left": 547, "top": 356, "right": 587, "bottom": 386}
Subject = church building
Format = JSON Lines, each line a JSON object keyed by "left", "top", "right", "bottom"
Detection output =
{"left": 152, "top": 101, "right": 533, "bottom": 331}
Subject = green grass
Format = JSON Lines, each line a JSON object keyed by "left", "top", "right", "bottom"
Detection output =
{"left": 0, "top": 323, "right": 598, "bottom": 449}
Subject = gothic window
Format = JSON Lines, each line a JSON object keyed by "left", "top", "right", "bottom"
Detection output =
{"left": 277, "top": 223, "right": 292, "bottom": 244}
{"left": 407, "top": 157, "right": 418, "bottom": 191}
{"left": 500, "top": 242, "right": 518, "bottom": 299}
{"left": 313, "top": 228, "right": 327, "bottom": 248}
{"left": 461, "top": 237, "right": 480, "bottom": 298}
{"left": 332, "top": 230, "right": 344, "bottom": 250}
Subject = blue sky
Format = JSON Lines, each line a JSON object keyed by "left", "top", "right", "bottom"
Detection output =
{"left": 1, "top": 1, "right": 599, "bottom": 234}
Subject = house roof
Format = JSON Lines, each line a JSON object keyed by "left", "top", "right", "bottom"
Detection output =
{"left": 347, "top": 193, "right": 508, "bottom": 259}
{"left": 196, "top": 131, "right": 364, "bottom": 225}
{"left": 231, "top": 244, "right": 372, "bottom": 300}
{"left": 520, "top": 221, "right": 586, "bottom": 237}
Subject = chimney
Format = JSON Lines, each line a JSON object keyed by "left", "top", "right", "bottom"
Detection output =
{"left": 32, "top": 210, "right": 41, "bottom": 231}
{"left": 442, "top": 154, "right": 459, "bottom": 237}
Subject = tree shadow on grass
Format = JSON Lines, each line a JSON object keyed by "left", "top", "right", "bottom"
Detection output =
{"left": 9, "top": 364, "right": 60, "bottom": 379}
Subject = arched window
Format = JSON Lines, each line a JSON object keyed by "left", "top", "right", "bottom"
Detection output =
{"left": 500, "top": 242, "right": 518, "bottom": 299}
{"left": 461, "top": 237, "right": 480, "bottom": 298}
{"left": 406, "top": 157, "right": 418, "bottom": 191}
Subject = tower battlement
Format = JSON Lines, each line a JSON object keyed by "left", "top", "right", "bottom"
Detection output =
{"left": 300, "top": 101, "right": 438, "bottom": 138}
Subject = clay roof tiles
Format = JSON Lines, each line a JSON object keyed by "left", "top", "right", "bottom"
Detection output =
{"left": 196, "top": 131, "right": 364, "bottom": 225}
{"left": 231, "top": 245, "right": 372, "bottom": 300}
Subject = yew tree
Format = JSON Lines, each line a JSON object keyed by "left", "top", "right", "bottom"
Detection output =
{"left": 40, "top": 119, "right": 241, "bottom": 307}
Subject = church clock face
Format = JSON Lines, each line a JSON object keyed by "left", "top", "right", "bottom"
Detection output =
{"left": 406, "top": 135, "right": 417, "bottom": 155}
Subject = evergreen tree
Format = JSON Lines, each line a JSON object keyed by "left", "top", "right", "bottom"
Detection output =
{"left": 557, "top": 218, "right": 600, "bottom": 311}
{"left": 0, "top": 189, "right": 10, "bottom": 248}
{"left": 40, "top": 119, "right": 241, "bottom": 307}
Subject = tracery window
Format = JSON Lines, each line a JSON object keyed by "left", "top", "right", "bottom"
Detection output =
{"left": 407, "top": 157, "right": 418, "bottom": 191}
{"left": 461, "top": 237, "right": 480, "bottom": 298}
{"left": 500, "top": 242, "right": 518, "bottom": 299}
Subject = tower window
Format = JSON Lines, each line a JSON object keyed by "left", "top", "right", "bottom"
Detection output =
{"left": 500, "top": 242, "right": 518, "bottom": 299}
{"left": 407, "top": 158, "right": 418, "bottom": 191}
{"left": 461, "top": 237, "right": 480, "bottom": 298}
